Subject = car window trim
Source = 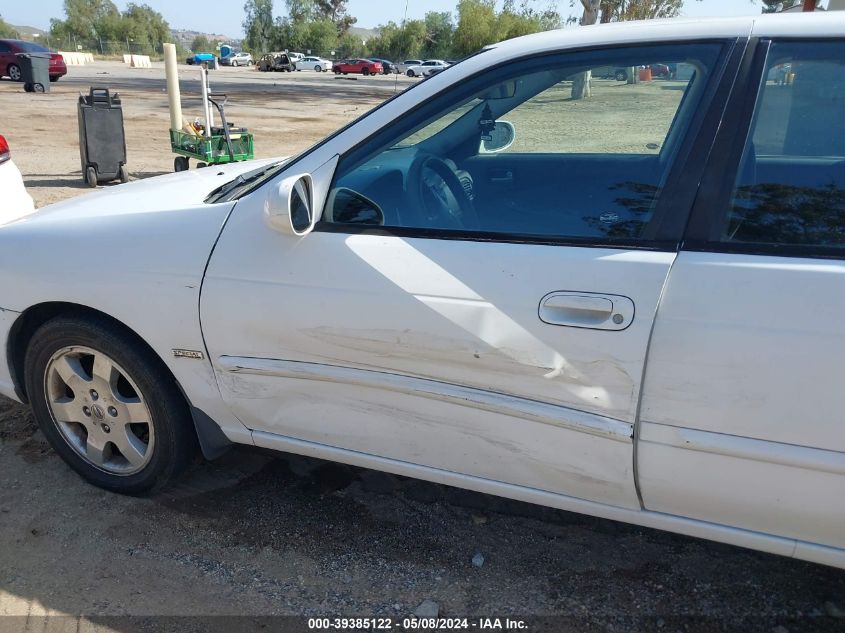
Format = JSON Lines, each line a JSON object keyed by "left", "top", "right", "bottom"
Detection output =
{"left": 316, "top": 38, "right": 742, "bottom": 250}
{"left": 682, "top": 37, "right": 845, "bottom": 260}
{"left": 644, "top": 36, "right": 748, "bottom": 241}
{"left": 682, "top": 38, "right": 770, "bottom": 247}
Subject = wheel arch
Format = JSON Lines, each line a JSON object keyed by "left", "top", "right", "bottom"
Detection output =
{"left": 7, "top": 301, "right": 230, "bottom": 459}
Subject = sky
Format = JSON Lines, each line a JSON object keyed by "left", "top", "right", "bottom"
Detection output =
{"left": 1, "top": 0, "right": 829, "bottom": 38}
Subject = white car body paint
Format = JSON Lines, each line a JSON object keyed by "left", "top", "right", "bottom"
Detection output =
{"left": 0, "top": 13, "right": 843, "bottom": 568}
{"left": 0, "top": 159, "right": 280, "bottom": 445}
{"left": 0, "top": 158, "right": 35, "bottom": 224}
{"left": 638, "top": 252, "right": 845, "bottom": 550}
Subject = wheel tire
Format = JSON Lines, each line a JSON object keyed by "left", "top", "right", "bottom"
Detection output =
{"left": 49, "top": 75, "right": 59, "bottom": 83}
{"left": 33, "top": 83, "right": 45, "bottom": 93}
{"left": 24, "top": 83, "right": 33, "bottom": 92}
{"left": 8, "top": 63, "right": 21, "bottom": 82}
{"left": 24, "top": 316, "right": 197, "bottom": 494}
{"left": 118, "top": 165, "right": 129, "bottom": 183}
{"left": 615, "top": 70, "right": 627, "bottom": 81}
{"left": 197, "top": 162, "right": 207, "bottom": 169}
{"left": 232, "top": 60, "right": 238, "bottom": 67}
{"left": 407, "top": 70, "right": 415, "bottom": 77}
{"left": 362, "top": 67, "right": 369, "bottom": 76}
{"left": 174, "top": 156, "right": 189, "bottom": 172}
{"left": 85, "top": 166, "right": 98, "bottom": 188}
{"left": 314, "top": 65, "right": 321, "bottom": 72}
{"left": 334, "top": 69, "right": 340, "bottom": 74}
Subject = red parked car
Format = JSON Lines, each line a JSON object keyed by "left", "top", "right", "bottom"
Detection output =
{"left": 333, "top": 58, "right": 383, "bottom": 76}
{"left": 0, "top": 39, "right": 67, "bottom": 83}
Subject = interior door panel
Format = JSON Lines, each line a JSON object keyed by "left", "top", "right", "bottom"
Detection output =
{"left": 464, "top": 154, "right": 662, "bottom": 237}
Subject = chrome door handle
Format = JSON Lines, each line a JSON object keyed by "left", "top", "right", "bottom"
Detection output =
{"left": 539, "top": 291, "right": 635, "bottom": 330}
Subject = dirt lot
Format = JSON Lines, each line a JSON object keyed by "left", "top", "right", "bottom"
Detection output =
{"left": 1, "top": 60, "right": 408, "bottom": 207}
{"left": 1, "top": 61, "right": 845, "bottom": 633}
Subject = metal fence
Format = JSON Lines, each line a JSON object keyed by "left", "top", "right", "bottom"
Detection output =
{"left": 43, "top": 37, "right": 177, "bottom": 58}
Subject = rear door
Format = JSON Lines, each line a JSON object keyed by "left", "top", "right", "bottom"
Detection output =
{"left": 638, "top": 37, "right": 845, "bottom": 557}
{"left": 202, "top": 39, "right": 739, "bottom": 511}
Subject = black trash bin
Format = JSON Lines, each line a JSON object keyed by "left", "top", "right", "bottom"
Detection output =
{"left": 16, "top": 52, "right": 51, "bottom": 93}
{"left": 77, "top": 88, "right": 128, "bottom": 187}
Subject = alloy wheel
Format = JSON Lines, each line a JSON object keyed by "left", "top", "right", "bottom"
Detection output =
{"left": 44, "top": 346, "right": 155, "bottom": 475}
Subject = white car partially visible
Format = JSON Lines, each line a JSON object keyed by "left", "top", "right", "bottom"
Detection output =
{"left": 405, "top": 59, "right": 449, "bottom": 77}
{"left": 296, "top": 56, "right": 332, "bottom": 72}
{"left": 0, "top": 135, "right": 34, "bottom": 224}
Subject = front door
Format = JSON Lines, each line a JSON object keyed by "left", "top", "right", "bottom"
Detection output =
{"left": 202, "top": 40, "right": 732, "bottom": 510}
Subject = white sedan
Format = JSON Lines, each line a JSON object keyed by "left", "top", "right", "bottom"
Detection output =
{"left": 1, "top": 13, "right": 844, "bottom": 570}
{"left": 296, "top": 56, "right": 332, "bottom": 72}
{"left": 0, "top": 134, "right": 34, "bottom": 224}
{"left": 405, "top": 59, "right": 449, "bottom": 77}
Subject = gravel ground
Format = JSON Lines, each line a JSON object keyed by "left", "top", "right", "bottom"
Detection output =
{"left": 1, "top": 60, "right": 845, "bottom": 633}
{"left": 1, "top": 397, "right": 844, "bottom": 632}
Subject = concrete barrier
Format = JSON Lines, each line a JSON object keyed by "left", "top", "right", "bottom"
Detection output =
{"left": 123, "top": 54, "right": 132, "bottom": 65}
{"left": 57, "top": 51, "right": 94, "bottom": 66}
{"left": 129, "top": 55, "right": 152, "bottom": 68}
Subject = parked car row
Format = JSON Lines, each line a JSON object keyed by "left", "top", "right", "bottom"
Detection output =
{"left": 0, "top": 39, "right": 67, "bottom": 83}
{"left": 592, "top": 63, "right": 678, "bottom": 81}
{"left": 184, "top": 50, "right": 452, "bottom": 79}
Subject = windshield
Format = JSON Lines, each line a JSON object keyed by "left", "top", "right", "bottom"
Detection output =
{"left": 17, "top": 41, "right": 50, "bottom": 53}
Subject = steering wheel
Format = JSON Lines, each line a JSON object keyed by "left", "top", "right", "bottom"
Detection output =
{"left": 407, "top": 154, "right": 479, "bottom": 230}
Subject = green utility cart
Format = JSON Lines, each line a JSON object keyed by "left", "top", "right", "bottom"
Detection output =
{"left": 170, "top": 94, "right": 254, "bottom": 171}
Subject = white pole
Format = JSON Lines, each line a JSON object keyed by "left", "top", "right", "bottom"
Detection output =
{"left": 163, "top": 43, "right": 182, "bottom": 132}
{"left": 199, "top": 65, "right": 213, "bottom": 137}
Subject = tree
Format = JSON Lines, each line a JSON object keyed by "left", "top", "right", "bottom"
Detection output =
{"left": 49, "top": 0, "right": 172, "bottom": 55}
{"left": 191, "top": 35, "right": 213, "bottom": 52}
{"left": 0, "top": 15, "right": 19, "bottom": 38}
{"left": 52, "top": 0, "right": 120, "bottom": 41}
{"left": 570, "top": 0, "right": 601, "bottom": 99}
{"left": 368, "top": 20, "right": 426, "bottom": 60}
{"left": 122, "top": 4, "right": 170, "bottom": 54}
{"left": 760, "top": 0, "right": 782, "bottom": 10}
{"left": 422, "top": 12, "right": 454, "bottom": 59}
{"left": 336, "top": 29, "right": 365, "bottom": 57}
{"left": 453, "top": 0, "right": 497, "bottom": 58}
{"left": 314, "top": 0, "right": 357, "bottom": 35}
{"left": 286, "top": 0, "right": 317, "bottom": 22}
{"left": 601, "top": 0, "right": 683, "bottom": 20}
{"left": 243, "top": 0, "right": 274, "bottom": 54}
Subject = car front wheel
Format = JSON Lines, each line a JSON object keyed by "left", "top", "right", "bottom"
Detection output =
{"left": 407, "top": 69, "right": 415, "bottom": 77}
{"left": 24, "top": 316, "right": 197, "bottom": 494}
{"left": 314, "top": 65, "right": 321, "bottom": 72}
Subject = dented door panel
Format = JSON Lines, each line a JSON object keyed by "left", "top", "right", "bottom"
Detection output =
{"left": 202, "top": 215, "right": 675, "bottom": 508}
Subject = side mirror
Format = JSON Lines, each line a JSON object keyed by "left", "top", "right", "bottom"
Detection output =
{"left": 264, "top": 174, "right": 315, "bottom": 236}
{"left": 480, "top": 120, "right": 516, "bottom": 154}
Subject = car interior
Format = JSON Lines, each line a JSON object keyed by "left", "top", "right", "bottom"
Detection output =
{"left": 323, "top": 46, "right": 719, "bottom": 243}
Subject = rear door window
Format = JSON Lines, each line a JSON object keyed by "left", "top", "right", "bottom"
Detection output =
{"left": 721, "top": 41, "right": 845, "bottom": 250}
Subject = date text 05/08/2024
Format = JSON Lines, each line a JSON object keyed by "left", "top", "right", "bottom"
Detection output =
{"left": 307, "top": 617, "right": 528, "bottom": 630}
